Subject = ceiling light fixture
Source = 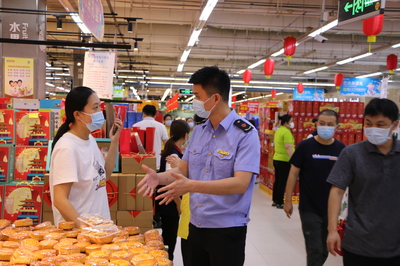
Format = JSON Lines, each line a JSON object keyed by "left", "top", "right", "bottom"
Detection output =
{"left": 133, "top": 41, "right": 139, "bottom": 51}
{"left": 161, "top": 88, "right": 172, "bottom": 101}
{"left": 70, "top": 13, "right": 91, "bottom": 34}
{"left": 232, "top": 91, "right": 246, "bottom": 96}
{"left": 336, "top": 52, "right": 373, "bottom": 65}
{"left": 356, "top": 72, "right": 382, "bottom": 78}
{"left": 303, "top": 66, "right": 329, "bottom": 74}
{"left": 236, "top": 69, "right": 246, "bottom": 74}
{"left": 248, "top": 59, "right": 266, "bottom": 69}
{"left": 185, "top": 95, "right": 195, "bottom": 102}
{"left": 392, "top": 43, "right": 400, "bottom": 48}
{"left": 271, "top": 48, "right": 284, "bottom": 57}
{"left": 308, "top": 19, "right": 338, "bottom": 38}
{"left": 46, "top": 62, "right": 51, "bottom": 67}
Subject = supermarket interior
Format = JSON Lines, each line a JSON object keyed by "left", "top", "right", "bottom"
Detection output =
{"left": 1, "top": 0, "right": 400, "bottom": 265}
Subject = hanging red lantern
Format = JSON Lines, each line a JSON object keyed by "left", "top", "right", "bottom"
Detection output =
{"left": 284, "top": 36, "right": 297, "bottom": 64}
{"left": 242, "top": 70, "right": 252, "bottom": 85}
{"left": 264, "top": 59, "right": 275, "bottom": 79}
{"left": 297, "top": 83, "right": 304, "bottom": 94}
{"left": 334, "top": 73, "right": 344, "bottom": 90}
{"left": 271, "top": 89, "right": 277, "bottom": 99}
{"left": 363, "top": 14, "right": 384, "bottom": 51}
{"left": 387, "top": 54, "right": 398, "bottom": 73}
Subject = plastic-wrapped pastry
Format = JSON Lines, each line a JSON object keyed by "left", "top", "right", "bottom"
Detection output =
{"left": 58, "top": 222, "right": 75, "bottom": 230}
{"left": 109, "top": 250, "right": 133, "bottom": 261}
{"left": 13, "top": 218, "right": 33, "bottom": 227}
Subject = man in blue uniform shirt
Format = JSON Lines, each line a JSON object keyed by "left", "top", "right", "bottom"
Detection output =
{"left": 138, "top": 66, "right": 260, "bottom": 266}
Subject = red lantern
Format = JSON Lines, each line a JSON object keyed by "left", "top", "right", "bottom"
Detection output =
{"left": 242, "top": 70, "right": 252, "bottom": 85}
{"left": 297, "top": 83, "right": 304, "bottom": 94}
{"left": 387, "top": 54, "right": 398, "bottom": 73}
{"left": 264, "top": 59, "right": 275, "bottom": 79}
{"left": 284, "top": 36, "right": 297, "bottom": 63}
{"left": 271, "top": 89, "right": 277, "bottom": 99}
{"left": 334, "top": 73, "right": 344, "bottom": 90}
{"left": 363, "top": 14, "right": 384, "bottom": 51}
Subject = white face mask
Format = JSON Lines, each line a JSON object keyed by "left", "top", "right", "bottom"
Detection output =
{"left": 80, "top": 111, "right": 105, "bottom": 132}
{"left": 192, "top": 94, "right": 216, "bottom": 119}
{"left": 364, "top": 126, "right": 392, "bottom": 145}
{"left": 165, "top": 120, "right": 172, "bottom": 126}
{"left": 289, "top": 122, "right": 295, "bottom": 129}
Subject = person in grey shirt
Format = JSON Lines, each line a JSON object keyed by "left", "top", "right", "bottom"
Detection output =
{"left": 326, "top": 98, "right": 400, "bottom": 266}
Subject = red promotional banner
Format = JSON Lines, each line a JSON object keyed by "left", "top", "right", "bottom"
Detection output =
{"left": 239, "top": 102, "right": 248, "bottom": 113}
{"left": 247, "top": 101, "right": 259, "bottom": 113}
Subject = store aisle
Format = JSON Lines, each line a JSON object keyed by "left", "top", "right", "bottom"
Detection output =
{"left": 173, "top": 185, "right": 343, "bottom": 266}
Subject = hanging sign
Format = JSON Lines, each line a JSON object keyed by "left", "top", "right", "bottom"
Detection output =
{"left": 247, "top": 101, "right": 260, "bottom": 113}
{"left": 340, "top": 77, "right": 381, "bottom": 97}
{"left": 83, "top": 52, "right": 115, "bottom": 99}
{"left": 239, "top": 102, "right": 248, "bottom": 113}
{"left": 338, "top": 0, "right": 385, "bottom": 26}
{"left": 79, "top": 0, "right": 105, "bottom": 41}
{"left": 293, "top": 88, "right": 325, "bottom": 101}
{"left": 4, "top": 58, "right": 34, "bottom": 98}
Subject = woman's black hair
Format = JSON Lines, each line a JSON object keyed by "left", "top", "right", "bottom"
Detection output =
{"left": 278, "top": 114, "right": 292, "bottom": 126}
{"left": 163, "top": 113, "right": 173, "bottom": 121}
{"left": 161, "top": 120, "right": 190, "bottom": 157}
{"left": 52, "top": 86, "right": 95, "bottom": 150}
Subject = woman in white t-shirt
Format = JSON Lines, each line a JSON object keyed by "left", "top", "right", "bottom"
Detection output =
{"left": 50, "top": 86, "right": 122, "bottom": 228}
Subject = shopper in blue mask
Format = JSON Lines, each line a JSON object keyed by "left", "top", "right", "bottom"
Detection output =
{"left": 327, "top": 98, "right": 400, "bottom": 266}
{"left": 50, "top": 86, "right": 122, "bottom": 228}
{"left": 138, "top": 66, "right": 260, "bottom": 266}
{"left": 284, "top": 109, "right": 345, "bottom": 266}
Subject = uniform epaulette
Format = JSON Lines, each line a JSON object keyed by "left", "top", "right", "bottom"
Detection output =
{"left": 233, "top": 119, "right": 253, "bottom": 133}
{"left": 197, "top": 118, "right": 207, "bottom": 125}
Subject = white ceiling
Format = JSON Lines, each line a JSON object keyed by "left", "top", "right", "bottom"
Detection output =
{"left": 44, "top": 0, "right": 400, "bottom": 99}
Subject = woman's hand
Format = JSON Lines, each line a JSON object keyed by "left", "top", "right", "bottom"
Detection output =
{"left": 166, "top": 154, "right": 181, "bottom": 168}
{"left": 109, "top": 118, "right": 122, "bottom": 142}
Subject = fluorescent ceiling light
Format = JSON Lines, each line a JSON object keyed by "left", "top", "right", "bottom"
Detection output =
{"left": 188, "top": 29, "right": 202, "bottom": 47}
{"left": 151, "top": 82, "right": 190, "bottom": 86}
{"left": 271, "top": 48, "right": 284, "bottom": 57}
{"left": 356, "top": 72, "right": 382, "bottom": 78}
{"left": 70, "top": 13, "right": 91, "bottom": 34}
{"left": 180, "top": 49, "right": 192, "bottom": 63}
{"left": 392, "top": 43, "right": 400, "bottom": 48}
{"left": 336, "top": 52, "right": 373, "bottom": 65}
{"left": 46, "top": 62, "right": 51, "bottom": 67}
{"left": 45, "top": 77, "right": 61, "bottom": 80}
{"left": 199, "top": 0, "right": 219, "bottom": 21}
{"left": 46, "top": 73, "right": 70, "bottom": 76}
{"left": 303, "top": 66, "right": 329, "bottom": 74}
{"left": 232, "top": 91, "right": 246, "bottom": 96}
{"left": 248, "top": 59, "right": 266, "bottom": 69}
{"left": 308, "top": 19, "right": 338, "bottom": 38}
{"left": 177, "top": 63, "right": 184, "bottom": 72}
{"left": 237, "top": 69, "right": 246, "bottom": 74}
{"left": 46, "top": 67, "right": 68, "bottom": 71}
{"left": 161, "top": 88, "right": 172, "bottom": 101}
{"left": 185, "top": 95, "right": 195, "bottom": 102}
{"left": 45, "top": 83, "right": 55, "bottom": 87}
{"left": 303, "top": 82, "right": 335, "bottom": 87}
{"left": 118, "top": 70, "right": 149, "bottom": 73}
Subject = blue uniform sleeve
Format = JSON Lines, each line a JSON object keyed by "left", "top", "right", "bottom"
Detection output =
{"left": 326, "top": 146, "right": 354, "bottom": 190}
{"left": 234, "top": 129, "right": 260, "bottom": 174}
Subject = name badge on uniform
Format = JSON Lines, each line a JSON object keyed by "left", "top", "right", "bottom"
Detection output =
{"left": 217, "top": 150, "right": 230, "bottom": 156}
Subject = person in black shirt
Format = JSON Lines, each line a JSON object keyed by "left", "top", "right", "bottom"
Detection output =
{"left": 284, "top": 110, "right": 345, "bottom": 266}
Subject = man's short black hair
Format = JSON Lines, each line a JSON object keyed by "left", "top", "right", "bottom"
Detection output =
{"left": 364, "top": 98, "right": 399, "bottom": 122}
{"left": 142, "top": 105, "right": 156, "bottom": 117}
{"left": 188, "top": 66, "right": 231, "bottom": 102}
{"left": 318, "top": 109, "right": 339, "bottom": 124}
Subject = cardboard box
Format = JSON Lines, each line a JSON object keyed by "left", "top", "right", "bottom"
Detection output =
{"left": 4, "top": 184, "right": 43, "bottom": 224}
{"left": 110, "top": 211, "right": 117, "bottom": 224}
{"left": 355, "top": 132, "right": 363, "bottom": 143}
{"left": 320, "top": 102, "right": 339, "bottom": 113}
{"left": 0, "top": 146, "right": 14, "bottom": 183}
{"left": 313, "top": 101, "right": 320, "bottom": 117}
{"left": 0, "top": 110, "right": 15, "bottom": 144}
{"left": 334, "top": 133, "right": 342, "bottom": 142}
{"left": 358, "top": 102, "right": 365, "bottom": 119}
{"left": 351, "top": 103, "right": 358, "bottom": 118}
{"left": 292, "top": 101, "right": 300, "bottom": 116}
{"left": 42, "top": 211, "right": 54, "bottom": 225}
{"left": 342, "top": 133, "right": 349, "bottom": 146}
{"left": 339, "top": 102, "right": 346, "bottom": 118}
{"left": 14, "top": 146, "right": 47, "bottom": 181}
{"left": 107, "top": 174, "right": 119, "bottom": 212}
{"left": 12, "top": 99, "right": 39, "bottom": 110}
{"left": 116, "top": 210, "right": 153, "bottom": 228}
{"left": 297, "top": 117, "right": 305, "bottom": 133}
{"left": 345, "top": 102, "right": 352, "bottom": 118}
{"left": 118, "top": 174, "right": 137, "bottom": 211}
{"left": 135, "top": 175, "right": 153, "bottom": 211}
{"left": 43, "top": 174, "right": 52, "bottom": 211}
{"left": 348, "top": 133, "right": 355, "bottom": 145}
{"left": 39, "top": 99, "right": 62, "bottom": 109}
{"left": 15, "top": 111, "right": 52, "bottom": 146}
{"left": 306, "top": 101, "right": 313, "bottom": 117}
{"left": 299, "top": 101, "right": 306, "bottom": 117}
{"left": 121, "top": 155, "right": 156, "bottom": 174}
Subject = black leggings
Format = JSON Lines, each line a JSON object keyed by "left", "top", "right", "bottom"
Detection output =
{"left": 272, "top": 160, "right": 291, "bottom": 205}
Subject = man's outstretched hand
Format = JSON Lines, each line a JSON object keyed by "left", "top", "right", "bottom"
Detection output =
{"left": 156, "top": 171, "right": 191, "bottom": 205}
{"left": 137, "top": 164, "right": 159, "bottom": 197}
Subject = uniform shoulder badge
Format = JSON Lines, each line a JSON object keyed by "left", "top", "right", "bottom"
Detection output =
{"left": 233, "top": 119, "right": 253, "bottom": 133}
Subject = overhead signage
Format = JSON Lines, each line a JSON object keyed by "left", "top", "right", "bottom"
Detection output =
{"left": 247, "top": 101, "right": 259, "bottom": 113}
{"left": 293, "top": 88, "right": 325, "bottom": 101}
{"left": 83, "top": 52, "right": 115, "bottom": 99}
{"left": 79, "top": 0, "right": 105, "bottom": 41}
{"left": 179, "top": 88, "right": 193, "bottom": 95}
{"left": 4, "top": 58, "right": 34, "bottom": 98}
{"left": 340, "top": 77, "right": 381, "bottom": 97}
{"left": 338, "top": 0, "right": 385, "bottom": 26}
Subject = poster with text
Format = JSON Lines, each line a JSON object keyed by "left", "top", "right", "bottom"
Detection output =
{"left": 3, "top": 58, "right": 34, "bottom": 98}
{"left": 340, "top": 77, "right": 381, "bottom": 97}
{"left": 83, "top": 52, "right": 115, "bottom": 99}
{"left": 293, "top": 88, "right": 325, "bottom": 101}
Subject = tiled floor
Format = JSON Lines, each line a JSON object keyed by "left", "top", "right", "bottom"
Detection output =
{"left": 172, "top": 185, "right": 343, "bottom": 266}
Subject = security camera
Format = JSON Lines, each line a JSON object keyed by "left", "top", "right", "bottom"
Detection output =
{"left": 314, "top": 35, "right": 328, "bottom": 43}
